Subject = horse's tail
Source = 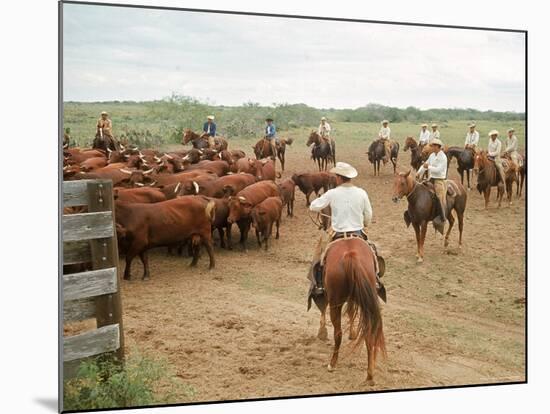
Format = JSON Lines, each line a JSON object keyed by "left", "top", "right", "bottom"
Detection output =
{"left": 285, "top": 137, "right": 294, "bottom": 146}
{"left": 343, "top": 251, "right": 386, "bottom": 359}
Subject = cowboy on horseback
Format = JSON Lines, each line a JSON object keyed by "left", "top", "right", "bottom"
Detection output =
{"left": 378, "top": 120, "right": 392, "bottom": 164}
{"left": 504, "top": 128, "right": 521, "bottom": 166}
{"left": 464, "top": 122, "right": 479, "bottom": 151}
{"left": 416, "top": 138, "right": 448, "bottom": 235}
{"left": 264, "top": 117, "right": 277, "bottom": 160}
{"left": 488, "top": 130, "right": 507, "bottom": 184}
{"left": 307, "top": 162, "right": 385, "bottom": 298}
{"left": 202, "top": 115, "right": 217, "bottom": 148}
{"left": 419, "top": 123, "right": 430, "bottom": 148}
{"left": 429, "top": 123, "right": 440, "bottom": 143}
{"left": 94, "top": 111, "right": 119, "bottom": 151}
{"left": 316, "top": 117, "right": 334, "bottom": 159}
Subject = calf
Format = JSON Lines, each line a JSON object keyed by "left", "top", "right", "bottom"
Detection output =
{"left": 278, "top": 178, "right": 296, "bottom": 217}
{"left": 227, "top": 181, "right": 280, "bottom": 249}
{"left": 115, "top": 196, "right": 216, "bottom": 279}
{"left": 250, "top": 197, "right": 283, "bottom": 250}
{"left": 291, "top": 171, "right": 336, "bottom": 206}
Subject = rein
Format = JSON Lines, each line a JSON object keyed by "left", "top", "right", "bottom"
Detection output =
{"left": 406, "top": 179, "right": 420, "bottom": 201}
{"left": 307, "top": 210, "right": 331, "bottom": 230}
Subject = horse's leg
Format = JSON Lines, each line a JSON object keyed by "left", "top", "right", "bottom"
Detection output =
{"left": 327, "top": 304, "right": 343, "bottom": 371}
{"left": 412, "top": 222, "right": 422, "bottom": 262}
{"left": 366, "top": 338, "right": 376, "bottom": 385}
{"left": 484, "top": 189, "right": 490, "bottom": 209}
{"left": 457, "top": 209, "right": 465, "bottom": 248}
{"left": 347, "top": 305, "right": 357, "bottom": 340}
{"left": 444, "top": 212, "right": 455, "bottom": 249}
{"left": 306, "top": 190, "right": 312, "bottom": 206}
{"left": 419, "top": 221, "right": 428, "bottom": 262}
{"left": 497, "top": 184, "right": 503, "bottom": 208}
{"left": 318, "top": 302, "right": 328, "bottom": 340}
{"left": 467, "top": 169, "right": 471, "bottom": 191}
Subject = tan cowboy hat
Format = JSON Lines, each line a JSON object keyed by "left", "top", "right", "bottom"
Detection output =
{"left": 101, "top": 111, "right": 108, "bottom": 116}
{"left": 321, "top": 116, "right": 327, "bottom": 121}
{"left": 421, "top": 123, "right": 428, "bottom": 127}
{"left": 207, "top": 115, "right": 215, "bottom": 120}
{"left": 431, "top": 123, "right": 438, "bottom": 128}
{"left": 265, "top": 117, "right": 274, "bottom": 122}
{"left": 430, "top": 138, "right": 443, "bottom": 147}
{"left": 330, "top": 162, "right": 358, "bottom": 179}
{"left": 488, "top": 129, "right": 499, "bottom": 136}
{"left": 381, "top": 120, "right": 389, "bottom": 124}
{"left": 468, "top": 122, "right": 476, "bottom": 128}
{"left": 507, "top": 128, "right": 515, "bottom": 133}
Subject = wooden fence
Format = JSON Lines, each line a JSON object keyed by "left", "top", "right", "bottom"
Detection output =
{"left": 62, "top": 179, "right": 124, "bottom": 378}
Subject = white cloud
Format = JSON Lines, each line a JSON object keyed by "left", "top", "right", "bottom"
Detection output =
{"left": 63, "top": 3, "right": 525, "bottom": 112}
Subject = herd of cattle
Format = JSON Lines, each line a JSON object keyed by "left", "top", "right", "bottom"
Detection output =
{"left": 63, "top": 142, "right": 336, "bottom": 280}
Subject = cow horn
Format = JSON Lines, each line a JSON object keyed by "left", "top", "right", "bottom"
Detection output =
{"left": 165, "top": 153, "right": 174, "bottom": 160}
{"left": 107, "top": 148, "right": 112, "bottom": 153}
{"left": 182, "top": 155, "right": 190, "bottom": 161}
{"left": 154, "top": 156, "right": 161, "bottom": 162}
{"left": 174, "top": 182, "right": 181, "bottom": 194}
{"left": 261, "top": 159, "right": 268, "bottom": 165}
{"left": 198, "top": 150, "right": 204, "bottom": 155}
{"left": 63, "top": 165, "right": 68, "bottom": 171}
{"left": 143, "top": 168, "right": 155, "bottom": 175}
{"left": 238, "top": 196, "right": 247, "bottom": 203}
{"left": 193, "top": 181, "right": 199, "bottom": 194}
{"left": 119, "top": 168, "right": 133, "bottom": 175}
{"left": 149, "top": 181, "right": 157, "bottom": 187}
{"left": 135, "top": 182, "right": 144, "bottom": 187}
{"left": 218, "top": 152, "right": 223, "bottom": 159}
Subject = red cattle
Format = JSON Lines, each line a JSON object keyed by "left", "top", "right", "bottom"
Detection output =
{"left": 178, "top": 174, "right": 220, "bottom": 196}
{"left": 250, "top": 158, "right": 280, "bottom": 181}
{"left": 185, "top": 173, "right": 256, "bottom": 197}
{"left": 65, "top": 149, "right": 106, "bottom": 164}
{"left": 250, "top": 197, "right": 283, "bottom": 250}
{"left": 152, "top": 170, "right": 217, "bottom": 187}
{"left": 199, "top": 196, "right": 233, "bottom": 249}
{"left": 227, "top": 181, "right": 280, "bottom": 249}
{"left": 80, "top": 156, "right": 108, "bottom": 172}
{"left": 278, "top": 178, "right": 296, "bottom": 217}
{"left": 183, "top": 160, "right": 230, "bottom": 176}
{"left": 291, "top": 171, "right": 336, "bottom": 206}
{"left": 113, "top": 187, "right": 167, "bottom": 204}
{"left": 115, "top": 196, "right": 216, "bottom": 279}
{"left": 234, "top": 158, "right": 258, "bottom": 175}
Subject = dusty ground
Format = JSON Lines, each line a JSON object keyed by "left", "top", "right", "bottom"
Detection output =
{"left": 108, "top": 140, "right": 524, "bottom": 403}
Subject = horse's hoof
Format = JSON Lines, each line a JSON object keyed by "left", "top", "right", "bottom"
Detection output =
{"left": 327, "top": 364, "right": 334, "bottom": 372}
{"left": 416, "top": 257, "right": 424, "bottom": 264}
{"left": 318, "top": 327, "right": 328, "bottom": 341}
{"left": 366, "top": 378, "right": 375, "bottom": 386}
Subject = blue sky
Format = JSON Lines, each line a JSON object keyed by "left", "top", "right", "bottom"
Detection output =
{"left": 63, "top": 3, "right": 526, "bottom": 112}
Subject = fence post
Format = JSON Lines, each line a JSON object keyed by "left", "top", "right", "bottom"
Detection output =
{"left": 86, "top": 181, "right": 125, "bottom": 362}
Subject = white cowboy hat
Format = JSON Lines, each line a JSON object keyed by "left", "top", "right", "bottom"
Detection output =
{"left": 381, "top": 120, "right": 389, "bottom": 124}
{"left": 101, "top": 111, "right": 108, "bottom": 116}
{"left": 468, "top": 122, "right": 476, "bottom": 128}
{"left": 207, "top": 115, "right": 215, "bottom": 120}
{"left": 507, "top": 128, "right": 515, "bottom": 133}
{"left": 431, "top": 123, "right": 438, "bottom": 128}
{"left": 330, "top": 162, "right": 358, "bottom": 179}
{"left": 321, "top": 117, "right": 327, "bottom": 121}
{"left": 488, "top": 129, "right": 499, "bottom": 136}
{"left": 430, "top": 138, "right": 444, "bottom": 147}
{"left": 421, "top": 123, "right": 428, "bottom": 127}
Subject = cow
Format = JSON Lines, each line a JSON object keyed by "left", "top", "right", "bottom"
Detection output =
{"left": 227, "top": 181, "right": 280, "bottom": 249}
{"left": 249, "top": 158, "right": 280, "bottom": 181}
{"left": 278, "top": 178, "right": 296, "bottom": 217}
{"left": 199, "top": 196, "right": 233, "bottom": 249}
{"left": 65, "top": 149, "right": 106, "bottom": 164}
{"left": 291, "top": 171, "right": 336, "bottom": 206}
{"left": 113, "top": 187, "right": 167, "bottom": 204}
{"left": 178, "top": 174, "right": 220, "bottom": 196}
{"left": 152, "top": 170, "right": 218, "bottom": 187}
{"left": 115, "top": 196, "right": 216, "bottom": 279}
{"left": 183, "top": 160, "right": 230, "bottom": 176}
{"left": 185, "top": 173, "right": 256, "bottom": 197}
{"left": 156, "top": 182, "right": 185, "bottom": 200}
{"left": 80, "top": 156, "right": 108, "bottom": 172}
{"left": 250, "top": 197, "right": 283, "bottom": 250}
{"left": 234, "top": 158, "right": 258, "bottom": 175}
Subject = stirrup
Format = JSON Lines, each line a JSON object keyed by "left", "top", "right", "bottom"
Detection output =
{"left": 314, "top": 286, "right": 325, "bottom": 295}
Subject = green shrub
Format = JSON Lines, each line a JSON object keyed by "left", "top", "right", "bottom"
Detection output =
{"left": 63, "top": 352, "right": 195, "bottom": 410}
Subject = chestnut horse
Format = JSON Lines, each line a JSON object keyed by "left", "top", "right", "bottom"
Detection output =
{"left": 403, "top": 136, "right": 423, "bottom": 170}
{"left": 252, "top": 137, "right": 293, "bottom": 171}
{"left": 473, "top": 151, "right": 506, "bottom": 209}
{"left": 367, "top": 139, "right": 399, "bottom": 176}
{"left": 314, "top": 238, "right": 386, "bottom": 384}
{"left": 392, "top": 171, "right": 467, "bottom": 262}
{"left": 182, "top": 129, "right": 228, "bottom": 151}
{"left": 306, "top": 131, "right": 334, "bottom": 171}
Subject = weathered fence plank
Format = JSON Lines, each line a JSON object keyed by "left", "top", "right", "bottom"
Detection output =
{"left": 63, "top": 324, "right": 120, "bottom": 362}
{"left": 63, "top": 298, "right": 96, "bottom": 322}
{"left": 63, "top": 211, "right": 113, "bottom": 242}
{"left": 63, "top": 267, "right": 118, "bottom": 301}
{"left": 63, "top": 179, "right": 112, "bottom": 207}
{"left": 63, "top": 241, "right": 91, "bottom": 265}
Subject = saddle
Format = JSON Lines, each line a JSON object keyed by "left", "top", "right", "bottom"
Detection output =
{"left": 420, "top": 179, "right": 457, "bottom": 198}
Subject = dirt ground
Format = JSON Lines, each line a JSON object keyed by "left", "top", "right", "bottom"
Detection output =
{"left": 114, "top": 141, "right": 525, "bottom": 403}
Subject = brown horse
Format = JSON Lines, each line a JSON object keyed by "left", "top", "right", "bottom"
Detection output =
{"left": 392, "top": 171, "right": 467, "bottom": 262}
{"left": 314, "top": 238, "right": 386, "bottom": 384}
{"left": 403, "top": 136, "right": 423, "bottom": 170}
{"left": 366, "top": 139, "right": 399, "bottom": 176}
{"left": 306, "top": 131, "right": 334, "bottom": 171}
{"left": 182, "top": 129, "right": 228, "bottom": 151}
{"left": 473, "top": 151, "right": 506, "bottom": 209}
{"left": 252, "top": 137, "right": 293, "bottom": 171}
{"left": 503, "top": 153, "right": 526, "bottom": 199}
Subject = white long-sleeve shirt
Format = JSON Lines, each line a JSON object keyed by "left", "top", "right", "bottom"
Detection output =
{"left": 505, "top": 135, "right": 518, "bottom": 153}
{"left": 488, "top": 138, "right": 502, "bottom": 158}
{"left": 318, "top": 122, "right": 331, "bottom": 137}
{"left": 465, "top": 130, "right": 479, "bottom": 146}
{"left": 419, "top": 129, "right": 430, "bottom": 145}
{"left": 429, "top": 130, "right": 440, "bottom": 142}
{"left": 379, "top": 127, "right": 391, "bottom": 139}
{"left": 417, "top": 150, "right": 448, "bottom": 179}
{"left": 309, "top": 183, "right": 372, "bottom": 232}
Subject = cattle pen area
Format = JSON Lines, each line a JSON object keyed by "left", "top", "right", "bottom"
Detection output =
{"left": 62, "top": 118, "right": 525, "bottom": 405}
